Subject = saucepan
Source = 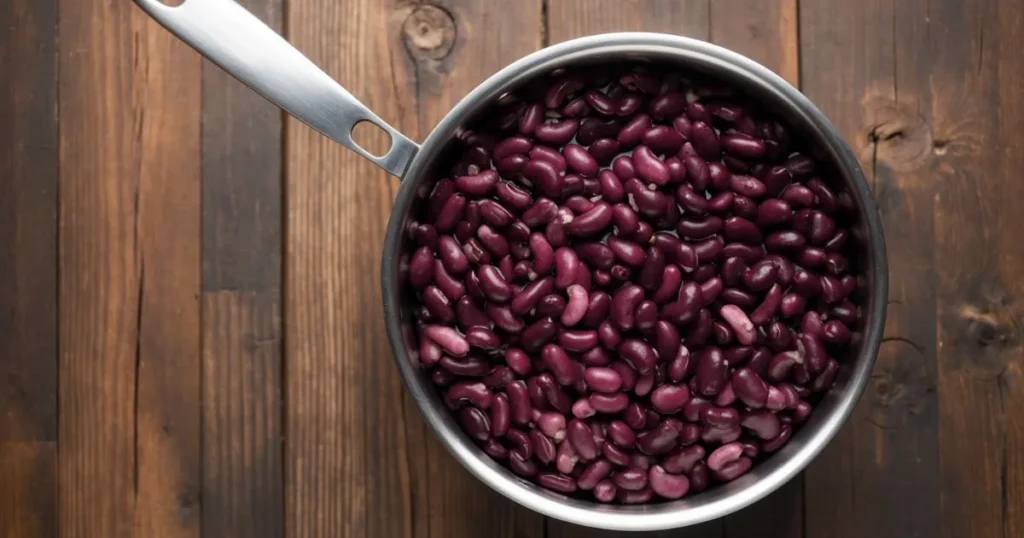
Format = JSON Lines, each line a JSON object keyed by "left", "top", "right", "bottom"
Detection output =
{"left": 135, "top": 0, "right": 886, "bottom": 531}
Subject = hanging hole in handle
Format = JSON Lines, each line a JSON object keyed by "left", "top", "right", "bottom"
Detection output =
{"left": 351, "top": 120, "right": 393, "bottom": 158}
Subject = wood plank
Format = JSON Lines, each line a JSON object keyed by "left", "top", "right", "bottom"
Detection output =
{"left": 929, "top": 1, "right": 1024, "bottom": 537}
{"left": 284, "top": 0, "right": 545, "bottom": 536}
{"left": 201, "top": 292, "right": 283, "bottom": 538}
{"left": 0, "top": 443, "right": 57, "bottom": 538}
{"left": 800, "top": 0, "right": 942, "bottom": 537}
{"left": 0, "top": 0, "right": 58, "bottom": 445}
{"left": 199, "top": 0, "right": 284, "bottom": 536}
{"left": 58, "top": 2, "right": 202, "bottom": 537}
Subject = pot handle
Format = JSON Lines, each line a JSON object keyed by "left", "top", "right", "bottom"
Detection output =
{"left": 134, "top": 0, "right": 419, "bottom": 177}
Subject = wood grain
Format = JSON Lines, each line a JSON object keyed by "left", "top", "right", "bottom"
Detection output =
{"left": 58, "top": 1, "right": 202, "bottom": 537}
{"left": 0, "top": 443, "right": 57, "bottom": 538}
{"left": 0, "top": 0, "right": 58, "bottom": 444}
{"left": 930, "top": 1, "right": 1024, "bottom": 537}
{"left": 284, "top": 0, "right": 545, "bottom": 536}
{"left": 800, "top": 1, "right": 942, "bottom": 537}
{"left": 199, "top": 0, "right": 284, "bottom": 536}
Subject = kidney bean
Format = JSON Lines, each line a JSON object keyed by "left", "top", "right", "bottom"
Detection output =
{"left": 593, "top": 174, "right": 623, "bottom": 206}
{"left": 706, "top": 442, "right": 743, "bottom": 473}
{"left": 629, "top": 145, "right": 670, "bottom": 186}
{"left": 608, "top": 284, "right": 643, "bottom": 330}
{"left": 583, "top": 139, "right": 618, "bottom": 166}
{"left": 728, "top": 173, "right": 767, "bottom": 199}
{"left": 748, "top": 284, "right": 783, "bottom": 326}
{"left": 780, "top": 184, "right": 814, "bottom": 209}
{"left": 755, "top": 199, "right": 792, "bottom": 228}
{"left": 619, "top": 339, "right": 658, "bottom": 375}
{"left": 701, "top": 406, "right": 741, "bottom": 428}
{"left": 692, "top": 236, "right": 725, "bottom": 264}
{"left": 765, "top": 230, "right": 806, "bottom": 252}
{"left": 820, "top": 274, "right": 845, "bottom": 304}
{"left": 555, "top": 144, "right": 596, "bottom": 178}
{"left": 606, "top": 236, "right": 645, "bottom": 267}
{"left": 766, "top": 350, "right": 805, "bottom": 382}
{"left": 565, "top": 419, "right": 598, "bottom": 461}
{"left": 516, "top": 103, "right": 544, "bottom": 135}
{"left": 445, "top": 380, "right": 493, "bottom": 412}
{"left": 728, "top": 368, "right": 768, "bottom": 409}
{"left": 519, "top": 199, "right": 556, "bottom": 229}
{"left": 572, "top": 398, "right": 596, "bottom": 419}
{"left": 612, "top": 466, "right": 649, "bottom": 491}
{"left": 533, "top": 119, "right": 579, "bottom": 146}
{"left": 689, "top": 121, "right": 721, "bottom": 160}
{"left": 615, "top": 113, "right": 653, "bottom": 149}
{"left": 707, "top": 192, "right": 736, "bottom": 214}
{"left": 810, "top": 358, "right": 839, "bottom": 393}
{"left": 456, "top": 405, "right": 492, "bottom": 442}
{"left": 409, "top": 247, "right": 437, "bottom": 290}
{"left": 677, "top": 216, "right": 723, "bottom": 241}
{"left": 648, "top": 90, "right": 686, "bottom": 119}
{"left": 740, "top": 410, "right": 782, "bottom": 440}
{"left": 439, "top": 354, "right": 490, "bottom": 377}
{"left": 691, "top": 347, "right": 727, "bottom": 397}
{"left": 713, "top": 456, "right": 753, "bottom": 482}
{"left": 506, "top": 278, "right": 550, "bottom": 316}
{"left": 724, "top": 216, "right": 763, "bottom": 245}
{"left": 831, "top": 300, "right": 859, "bottom": 326}
{"left": 645, "top": 383, "right": 688, "bottom": 415}
{"left": 422, "top": 285, "right": 455, "bottom": 323}
{"left": 610, "top": 156, "right": 636, "bottom": 183}
{"left": 644, "top": 466, "right": 688, "bottom": 500}
{"left": 598, "top": 420, "right": 634, "bottom": 450}
{"left": 792, "top": 400, "right": 813, "bottom": 424}
{"left": 715, "top": 305, "right": 754, "bottom": 346}
{"left": 720, "top": 132, "right": 765, "bottom": 159}
{"left": 420, "top": 325, "right": 469, "bottom": 357}
{"left": 679, "top": 464, "right": 707, "bottom": 496}
{"left": 712, "top": 322, "right": 734, "bottom": 345}
{"left": 538, "top": 344, "right": 576, "bottom": 386}
{"left": 571, "top": 459, "right": 613, "bottom": 492}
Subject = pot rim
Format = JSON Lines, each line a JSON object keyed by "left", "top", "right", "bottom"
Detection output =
{"left": 382, "top": 32, "right": 887, "bottom": 531}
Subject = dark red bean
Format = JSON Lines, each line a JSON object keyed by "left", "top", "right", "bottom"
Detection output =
{"left": 713, "top": 321, "right": 734, "bottom": 345}
{"left": 695, "top": 347, "right": 729, "bottom": 397}
{"left": 558, "top": 143, "right": 597, "bottom": 177}
{"left": 455, "top": 170, "right": 499, "bottom": 197}
{"left": 713, "top": 456, "right": 752, "bottom": 482}
{"left": 508, "top": 451, "right": 538, "bottom": 478}
{"left": 765, "top": 230, "right": 806, "bottom": 251}
{"left": 724, "top": 216, "right": 763, "bottom": 245}
{"left": 508, "top": 276, "right": 552, "bottom": 315}
{"left": 661, "top": 281, "right": 703, "bottom": 326}
{"left": 729, "top": 174, "right": 767, "bottom": 199}
{"left": 477, "top": 265, "right": 512, "bottom": 302}
{"left": 649, "top": 92, "right": 687, "bottom": 120}
{"left": 719, "top": 304, "right": 756, "bottom": 345}
{"left": 707, "top": 160, "right": 732, "bottom": 191}
{"left": 536, "top": 373, "right": 572, "bottom": 413}
{"left": 564, "top": 202, "right": 613, "bottom": 237}
{"left": 732, "top": 368, "right": 769, "bottom": 408}
{"left": 750, "top": 283, "right": 784, "bottom": 325}
{"left": 611, "top": 155, "right": 636, "bottom": 181}
{"left": 493, "top": 136, "right": 533, "bottom": 162}
{"left": 617, "top": 113, "right": 653, "bottom": 148}
{"left": 437, "top": 236, "right": 469, "bottom": 276}
{"left": 534, "top": 118, "right": 579, "bottom": 145}
{"left": 521, "top": 198, "right": 558, "bottom": 228}
{"left": 539, "top": 344, "right": 576, "bottom": 386}
{"left": 707, "top": 191, "right": 735, "bottom": 213}
{"left": 643, "top": 125, "right": 685, "bottom": 156}
{"left": 692, "top": 236, "right": 725, "bottom": 264}
{"left": 721, "top": 257, "right": 748, "bottom": 287}
{"left": 518, "top": 103, "right": 544, "bottom": 135}
{"left": 820, "top": 274, "right": 846, "bottom": 304}
{"left": 495, "top": 180, "right": 532, "bottom": 211}
{"left": 613, "top": 466, "right": 649, "bottom": 491}
{"left": 632, "top": 145, "right": 671, "bottom": 185}
{"left": 807, "top": 178, "right": 838, "bottom": 213}
{"left": 597, "top": 170, "right": 625, "bottom": 204}
{"left": 445, "top": 381, "right": 493, "bottom": 410}
{"left": 439, "top": 355, "right": 490, "bottom": 377}
{"left": 408, "top": 246, "right": 435, "bottom": 289}
{"left": 550, "top": 246, "right": 580, "bottom": 289}
{"left": 690, "top": 121, "right": 721, "bottom": 160}
{"left": 650, "top": 384, "right": 689, "bottom": 415}
{"left": 767, "top": 350, "right": 805, "bottom": 382}
{"left": 793, "top": 401, "right": 813, "bottom": 424}
{"left": 688, "top": 463, "right": 710, "bottom": 493}
{"left": 618, "top": 487, "right": 654, "bottom": 504}
{"left": 811, "top": 358, "right": 839, "bottom": 393}
{"left": 606, "top": 421, "right": 636, "bottom": 450}
{"left": 756, "top": 198, "right": 792, "bottom": 227}
{"left": 761, "top": 424, "right": 793, "bottom": 453}
{"left": 782, "top": 183, "right": 815, "bottom": 207}
{"left": 577, "top": 460, "right": 614, "bottom": 491}
{"left": 831, "top": 300, "right": 859, "bottom": 326}
{"left": 535, "top": 294, "right": 567, "bottom": 319}
{"left": 465, "top": 325, "right": 500, "bottom": 350}
{"left": 618, "top": 339, "right": 658, "bottom": 375}
{"left": 742, "top": 410, "right": 782, "bottom": 440}
{"left": 458, "top": 405, "right": 492, "bottom": 441}
{"left": 588, "top": 393, "right": 630, "bottom": 414}
{"left": 521, "top": 318, "right": 558, "bottom": 352}
{"left": 610, "top": 284, "right": 645, "bottom": 331}
{"left": 477, "top": 225, "right": 510, "bottom": 258}
{"left": 530, "top": 431, "right": 557, "bottom": 466}
{"left": 721, "top": 133, "right": 766, "bottom": 159}
{"left": 567, "top": 419, "right": 599, "bottom": 460}
{"left": 587, "top": 138, "right": 620, "bottom": 165}
{"left": 701, "top": 406, "right": 741, "bottom": 428}
{"left": 555, "top": 438, "right": 579, "bottom": 475}
{"left": 763, "top": 165, "right": 793, "bottom": 197}
{"left": 700, "top": 277, "right": 724, "bottom": 305}
{"left": 677, "top": 216, "right": 723, "bottom": 241}
{"left": 495, "top": 154, "right": 528, "bottom": 179}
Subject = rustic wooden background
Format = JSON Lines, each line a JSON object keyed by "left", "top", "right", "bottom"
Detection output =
{"left": 2, "top": 0, "right": 1022, "bottom": 536}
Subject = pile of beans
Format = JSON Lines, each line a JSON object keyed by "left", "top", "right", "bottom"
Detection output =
{"left": 403, "top": 65, "right": 859, "bottom": 504}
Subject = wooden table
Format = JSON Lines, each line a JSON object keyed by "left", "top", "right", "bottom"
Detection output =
{"left": 3, "top": 0, "right": 1022, "bottom": 536}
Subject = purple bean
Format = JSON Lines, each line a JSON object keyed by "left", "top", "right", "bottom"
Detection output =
{"left": 761, "top": 424, "right": 793, "bottom": 453}
{"left": 650, "top": 266, "right": 683, "bottom": 305}
{"left": 724, "top": 216, "right": 763, "bottom": 245}
{"left": 692, "top": 236, "right": 725, "bottom": 264}
{"left": 612, "top": 466, "right": 649, "bottom": 491}
{"left": 650, "top": 384, "right": 690, "bottom": 414}
{"left": 533, "top": 294, "right": 565, "bottom": 319}
{"left": 719, "top": 305, "right": 756, "bottom": 345}
{"left": 732, "top": 368, "right": 769, "bottom": 408}
{"left": 534, "top": 119, "right": 579, "bottom": 146}
{"left": 567, "top": 419, "right": 599, "bottom": 461}
{"left": 811, "top": 359, "right": 839, "bottom": 392}
{"left": 445, "top": 381, "right": 493, "bottom": 410}
{"left": 649, "top": 92, "right": 687, "bottom": 120}
{"left": 587, "top": 393, "right": 629, "bottom": 414}
{"left": 577, "top": 460, "right": 614, "bottom": 491}
{"left": 560, "top": 143, "right": 598, "bottom": 177}
{"left": 782, "top": 184, "right": 815, "bottom": 207}
{"left": 564, "top": 202, "right": 613, "bottom": 237}
{"left": 742, "top": 410, "right": 782, "bottom": 440}
{"left": 610, "top": 284, "right": 645, "bottom": 331}
{"left": 495, "top": 180, "right": 532, "bottom": 211}
{"left": 707, "top": 442, "right": 743, "bottom": 472}
{"left": 713, "top": 456, "right": 753, "bottom": 482}
{"left": 767, "top": 350, "right": 805, "bottom": 382}
{"left": 695, "top": 347, "right": 729, "bottom": 397}
{"left": 677, "top": 216, "right": 723, "bottom": 240}
{"left": 661, "top": 281, "right": 703, "bottom": 325}
{"left": 820, "top": 274, "right": 846, "bottom": 304}
{"left": 701, "top": 406, "right": 741, "bottom": 428}
{"left": 632, "top": 145, "right": 671, "bottom": 185}
{"left": 749, "top": 283, "right": 783, "bottom": 325}
{"left": 541, "top": 344, "right": 578, "bottom": 386}
{"left": 690, "top": 121, "right": 721, "bottom": 160}
{"left": 423, "top": 325, "right": 470, "bottom": 357}
{"left": 619, "top": 339, "right": 658, "bottom": 375}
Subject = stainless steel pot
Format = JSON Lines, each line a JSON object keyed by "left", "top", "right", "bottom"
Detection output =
{"left": 136, "top": 0, "right": 887, "bottom": 531}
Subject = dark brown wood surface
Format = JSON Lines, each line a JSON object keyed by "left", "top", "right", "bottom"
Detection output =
{"left": 1, "top": 0, "right": 1021, "bottom": 537}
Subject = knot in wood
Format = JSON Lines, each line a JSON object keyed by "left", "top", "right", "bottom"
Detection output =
{"left": 402, "top": 4, "right": 456, "bottom": 61}
{"left": 859, "top": 96, "right": 934, "bottom": 172}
